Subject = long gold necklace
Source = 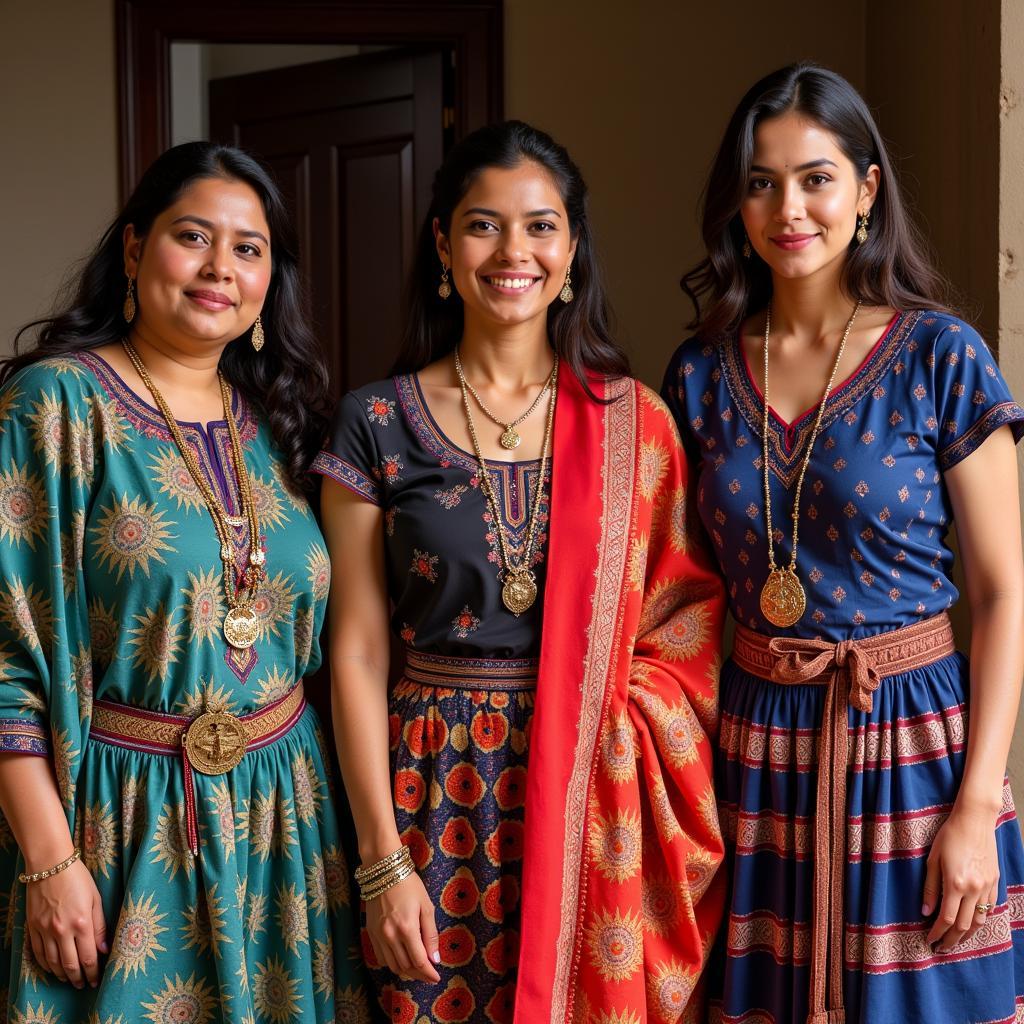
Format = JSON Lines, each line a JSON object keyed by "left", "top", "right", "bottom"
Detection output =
{"left": 759, "top": 301, "right": 861, "bottom": 627}
{"left": 454, "top": 348, "right": 555, "bottom": 450}
{"left": 122, "top": 339, "right": 267, "bottom": 649}
{"left": 456, "top": 355, "right": 557, "bottom": 615}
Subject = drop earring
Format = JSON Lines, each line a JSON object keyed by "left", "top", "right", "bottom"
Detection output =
{"left": 438, "top": 262, "right": 452, "bottom": 300}
{"left": 742, "top": 237, "right": 752, "bottom": 259}
{"left": 251, "top": 314, "right": 265, "bottom": 352}
{"left": 559, "top": 267, "right": 574, "bottom": 303}
{"left": 123, "top": 275, "right": 136, "bottom": 324}
{"left": 856, "top": 211, "right": 870, "bottom": 245}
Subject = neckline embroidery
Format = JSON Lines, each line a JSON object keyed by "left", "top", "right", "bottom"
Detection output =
{"left": 720, "top": 309, "right": 920, "bottom": 487}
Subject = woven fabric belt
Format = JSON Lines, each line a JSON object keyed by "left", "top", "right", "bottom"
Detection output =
{"left": 403, "top": 650, "right": 538, "bottom": 691}
{"left": 91, "top": 683, "right": 306, "bottom": 856}
{"left": 731, "top": 613, "right": 956, "bottom": 1024}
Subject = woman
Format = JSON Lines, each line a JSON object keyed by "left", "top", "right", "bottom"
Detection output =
{"left": 317, "top": 120, "right": 725, "bottom": 1022}
{"left": 663, "top": 63, "right": 1024, "bottom": 1023}
{"left": 0, "top": 142, "right": 368, "bottom": 1022}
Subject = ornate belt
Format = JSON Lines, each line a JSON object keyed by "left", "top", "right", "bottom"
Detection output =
{"left": 403, "top": 649, "right": 538, "bottom": 691}
{"left": 91, "top": 683, "right": 306, "bottom": 856}
{"left": 731, "top": 613, "right": 956, "bottom": 1024}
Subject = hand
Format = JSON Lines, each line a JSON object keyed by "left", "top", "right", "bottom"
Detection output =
{"left": 25, "top": 860, "right": 108, "bottom": 988}
{"left": 923, "top": 803, "right": 1000, "bottom": 953}
{"left": 365, "top": 871, "right": 440, "bottom": 983}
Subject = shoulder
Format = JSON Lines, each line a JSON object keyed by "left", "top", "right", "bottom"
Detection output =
{"left": 2, "top": 355, "right": 102, "bottom": 410}
{"left": 910, "top": 311, "right": 989, "bottom": 362}
{"left": 331, "top": 378, "right": 400, "bottom": 426}
{"left": 663, "top": 334, "right": 724, "bottom": 385}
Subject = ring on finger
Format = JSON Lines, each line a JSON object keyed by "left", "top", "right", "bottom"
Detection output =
{"left": 976, "top": 902, "right": 994, "bottom": 915}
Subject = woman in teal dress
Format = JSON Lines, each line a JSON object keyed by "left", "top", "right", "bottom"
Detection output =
{"left": 0, "top": 143, "right": 369, "bottom": 1023}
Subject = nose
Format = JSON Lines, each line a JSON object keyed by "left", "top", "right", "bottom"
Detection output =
{"left": 201, "top": 240, "right": 235, "bottom": 280}
{"left": 494, "top": 226, "right": 529, "bottom": 264}
{"left": 774, "top": 179, "right": 806, "bottom": 224}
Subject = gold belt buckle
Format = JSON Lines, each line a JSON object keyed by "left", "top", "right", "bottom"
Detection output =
{"left": 183, "top": 711, "right": 247, "bottom": 775}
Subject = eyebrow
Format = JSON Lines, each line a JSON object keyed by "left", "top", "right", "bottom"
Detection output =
{"left": 172, "top": 215, "right": 270, "bottom": 245}
{"left": 462, "top": 207, "right": 562, "bottom": 219}
{"left": 749, "top": 159, "right": 839, "bottom": 174}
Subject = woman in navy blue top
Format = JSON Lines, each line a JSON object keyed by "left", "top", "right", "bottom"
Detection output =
{"left": 663, "top": 62, "right": 1024, "bottom": 1024}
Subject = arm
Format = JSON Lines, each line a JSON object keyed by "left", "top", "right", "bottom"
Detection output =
{"left": 320, "top": 479, "right": 440, "bottom": 983}
{"left": 0, "top": 754, "right": 106, "bottom": 988}
{"left": 923, "top": 424, "right": 1024, "bottom": 950}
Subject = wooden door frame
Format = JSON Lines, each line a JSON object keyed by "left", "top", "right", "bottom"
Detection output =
{"left": 115, "top": 0, "right": 503, "bottom": 199}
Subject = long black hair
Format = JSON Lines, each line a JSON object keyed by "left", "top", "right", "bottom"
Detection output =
{"left": 681, "top": 62, "right": 953, "bottom": 341}
{"left": 391, "top": 120, "right": 629, "bottom": 397}
{"left": 4, "top": 141, "right": 329, "bottom": 492}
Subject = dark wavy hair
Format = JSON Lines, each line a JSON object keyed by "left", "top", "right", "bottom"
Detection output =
{"left": 681, "top": 62, "right": 953, "bottom": 340}
{"left": 4, "top": 141, "right": 329, "bottom": 492}
{"left": 391, "top": 120, "right": 629, "bottom": 398}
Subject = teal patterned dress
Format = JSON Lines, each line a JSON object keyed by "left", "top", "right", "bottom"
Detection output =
{"left": 0, "top": 353, "right": 370, "bottom": 1024}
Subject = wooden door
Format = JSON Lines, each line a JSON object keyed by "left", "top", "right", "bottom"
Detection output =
{"left": 210, "top": 48, "right": 448, "bottom": 396}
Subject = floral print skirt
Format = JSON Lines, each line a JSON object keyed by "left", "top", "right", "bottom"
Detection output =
{"left": 370, "top": 655, "right": 536, "bottom": 1024}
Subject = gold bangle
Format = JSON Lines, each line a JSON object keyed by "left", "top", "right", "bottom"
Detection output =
{"left": 19, "top": 848, "right": 81, "bottom": 885}
{"left": 354, "top": 845, "right": 413, "bottom": 883}
{"left": 360, "top": 861, "right": 415, "bottom": 903}
{"left": 357, "top": 852, "right": 415, "bottom": 894}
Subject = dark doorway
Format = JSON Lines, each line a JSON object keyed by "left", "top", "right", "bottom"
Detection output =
{"left": 210, "top": 48, "right": 448, "bottom": 395}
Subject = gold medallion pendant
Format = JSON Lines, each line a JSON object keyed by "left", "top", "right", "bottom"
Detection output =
{"left": 759, "top": 568, "right": 807, "bottom": 628}
{"left": 184, "top": 711, "right": 247, "bottom": 774}
{"left": 500, "top": 427, "right": 522, "bottom": 450}
{"left": 223, "top": 607, "right": 259, "bottom": 649}
{"left": 502, "top": 570, "right": 538, "bottom": 615}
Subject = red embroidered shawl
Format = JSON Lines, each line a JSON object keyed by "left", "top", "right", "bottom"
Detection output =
{"left": 515, "top": 373, "right": 726, "bottom": 1023}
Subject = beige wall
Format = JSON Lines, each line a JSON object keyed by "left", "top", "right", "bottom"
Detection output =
{"left": 0, "top": 0, "right": 118, "bottom": 354}
{"left": 505, "top": 0, "right": 867, "bottom": 388}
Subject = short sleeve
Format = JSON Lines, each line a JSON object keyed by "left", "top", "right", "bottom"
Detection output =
{"left": 311, "top": 391, "right": 384, "bottom": 505}
{"left": 660, "top": 341, "right": 702, "bottom": 466}
{"left": 927, "top": 318, "right": 1024, "bottom": 471}
{"left": 0, "top": 362, "right": 100, "bottom": 809}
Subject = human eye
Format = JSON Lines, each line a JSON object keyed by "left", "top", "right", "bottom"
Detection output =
{"left": 468, "top": 220, "right": 498, "bottom": 233}
{"left": 529, "top": 221, "right": 557, "bottom": 233}
{"left": 178, "top": 230, "right": 208, "bottom": 245}
{"left": 748, "top": 177, "right": 773, "bottom": 192}
{"left": 236, "top": 242, "right": 262, "bottom": 257}
{"left": 806, "top": 173, "right": 832, "bottom": 187}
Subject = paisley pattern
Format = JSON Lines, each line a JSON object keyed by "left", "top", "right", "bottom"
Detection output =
{"left": 664, "top": 312, "right": 1024, "bottom": 1023}
{"left": 0, "top": 355, "right": 369, "bottom": 1023}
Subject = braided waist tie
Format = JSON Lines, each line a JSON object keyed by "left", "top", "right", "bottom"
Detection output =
{"left": 90, "top": 683, "right": 306, "bottom": 856}
{"left": 731, "top": 613, "right": 956, "bottom": 1024}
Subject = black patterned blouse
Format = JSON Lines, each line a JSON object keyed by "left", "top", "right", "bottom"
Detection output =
{"left": 313, "top": 374, "right": 550, "bottom": 658}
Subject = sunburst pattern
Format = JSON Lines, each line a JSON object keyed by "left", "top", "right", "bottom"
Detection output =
{"left": 79, "top": 800, "right": 117, "bottom": 878}
{"left": 0, "top": 578, "right": 53, "bottom": 652}
{"left": 26, "top": 392, "right": 67, "bottom": 468}
{"left": 322, "top": 844, "right": 352, "bottom": 910}
{"left": 180, "top": 568, "right": 225, "bottom": 647}
{"left": 588, "top": 808, "right": 643, "bottom": 883}
{"left": 251, "top": 475, "right": 289, "bottom": 531}
{"left": 246, "top": 889, "right": 269, "bottom": 939}
{"left": 88, "top": 596, "right": 119, "bottom": 665}
{"left": 305, "top": 853, "right": 329, "bottom": 917}
{"left": 251, "top": 571, "right": 296, "bottom": 640}
{"left": 270, "top": 460, "right": 308, "bottom": 514}
{"left": 239, "top": 788, "right": 297, "bottom": 863}
{"left": 149, "top": 447, "right": 204, "bottom": 513}
{"left": 585, "top": 907, "right": 645, "bottom": 983}
{"left": 181, "top": 883, "right": 231, "bottom": 957}
{"left": 0, "top": 385, "right": 20, "bottom": 434}
{"left": 311, "top": 936, "right": 333, "bottom": 999}
{"left": 10, "top": 1002, "right": 61, "bottom": 1024}
{"left": 638, "top": 437, "right": 671, "bottom": 501}
{"left": 51, "top": 727, "right": 77, "bottom": 810}
{"left": 335, "top": 986, "right": 372, "bottom": 1024}
{"left": 141, "top": 971, "right": 218, "bottom": 1024}
{"left": 18, "top": 936, "right": 46, "bottom": 991}
{"left": 306, "top": 544, "right": 330, "bottom": 602}
{"left": 0, "top": 462, "right": 47, "bottom": 550}
{"left": 89, "top": 393, "right": 131, "bottom": 452}
{"left": 293, "top": 606, "right": 315, "bottom": 664}
{"left": 59, "top": 509, "right": 87, "bottom": 596}
{"left": 291, "top": 751, "right": 325, "bottom": 826}
{"left": 252, "top": 956, "right": 302, "bottom": 1023}
{"left": 91, "top": 492, "right": 176, "bottom": 581}
{"left": 121, "top": 773, "right": 147, "bottom": 847}
{"left": 109, "top": 891, "right": 168, "bottom": 980}
{"left": 128, "top": 603, "right": 183, "bottom": 686}
{"left": 150, "top": 802, "right": 193, "bottom": 880}
{"left": 175, "top": 679, "right": 238, "bottom": 717}
{"left": 253, "top": 665, "right": 293, "bottom": 706}
{"left": 275, "top": 881, "right": 310, "bottom": 955}
{"left": 207, "top": 780, "right": 236, "bottom": 857}
{"left": 71, "top": 642, "right": 93, "bottom": 722}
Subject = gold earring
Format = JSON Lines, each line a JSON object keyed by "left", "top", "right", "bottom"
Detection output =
{"left": 559, "top": 267, "right": 574, "bottom": 303}
{"left": 251, "top": 314, "right": 265, "bottom": 352}
{"left": 856, "top": 211, "right": 870, "bottom": 245}
{"left": 438, "top": 262, "right": 452, "bottom": 300}
{"left": 123, "top": 275, "right": 136, "bottom": 324}
{"left": 742, "top": 237, "right": 752, "bottom": 259}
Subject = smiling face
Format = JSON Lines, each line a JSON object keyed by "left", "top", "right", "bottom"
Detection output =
{"left": 124, "top": 176, "right": 272, "bottom": 351}
{"left": 434, "top": 160, "right": 576, "bottom": 332}
{"left": 740, "top": 110, "right": 878, "bottom": 283}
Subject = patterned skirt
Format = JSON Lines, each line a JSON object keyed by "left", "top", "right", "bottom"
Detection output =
{"left": 707, "top": 620, "right": 1024, "bottom": 1024}
{"left": 369, "top": 652, "right": 536, "bottom": 1024}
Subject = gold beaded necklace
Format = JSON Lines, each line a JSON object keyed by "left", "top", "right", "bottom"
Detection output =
{"left": 759, "top": 301, "right": 861, "bottom": 627}
{"left": 455, "top": 353, "right": 557, "bottom": 615}
{"left": 122, "top": 339, "right": 267, "bottom": 648}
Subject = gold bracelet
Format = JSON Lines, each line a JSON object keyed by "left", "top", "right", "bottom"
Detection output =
{"left": 19, "top": 848, "right": 81, "bottom": 885}
{"left": 357, "top": 856, "right": 415, "bottom": 895}
{"left": 360, "top": 860, "right": 416, "bottom": 903}
{"left": 354, "top": 845, "right": 413, "bottom": 884}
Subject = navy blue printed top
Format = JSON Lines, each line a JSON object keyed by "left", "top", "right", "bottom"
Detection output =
{"left": 313, "top": 374, "right": 549, "bottom": 657}
{"left": 661, "top": 310, "right": 1024, "bottom": 641}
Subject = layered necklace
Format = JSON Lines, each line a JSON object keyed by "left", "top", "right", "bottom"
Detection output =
{"left": 758, "top": 300, "right": 861, "bottom": 628}
{"left": 122, "top": 339, "right": 267, "bottom": 649}
{"left": 455, "top": 351, "right": 557, "bottom": 616}
{"left": 455, "top": 348, "right": 555, "bottom": 450}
